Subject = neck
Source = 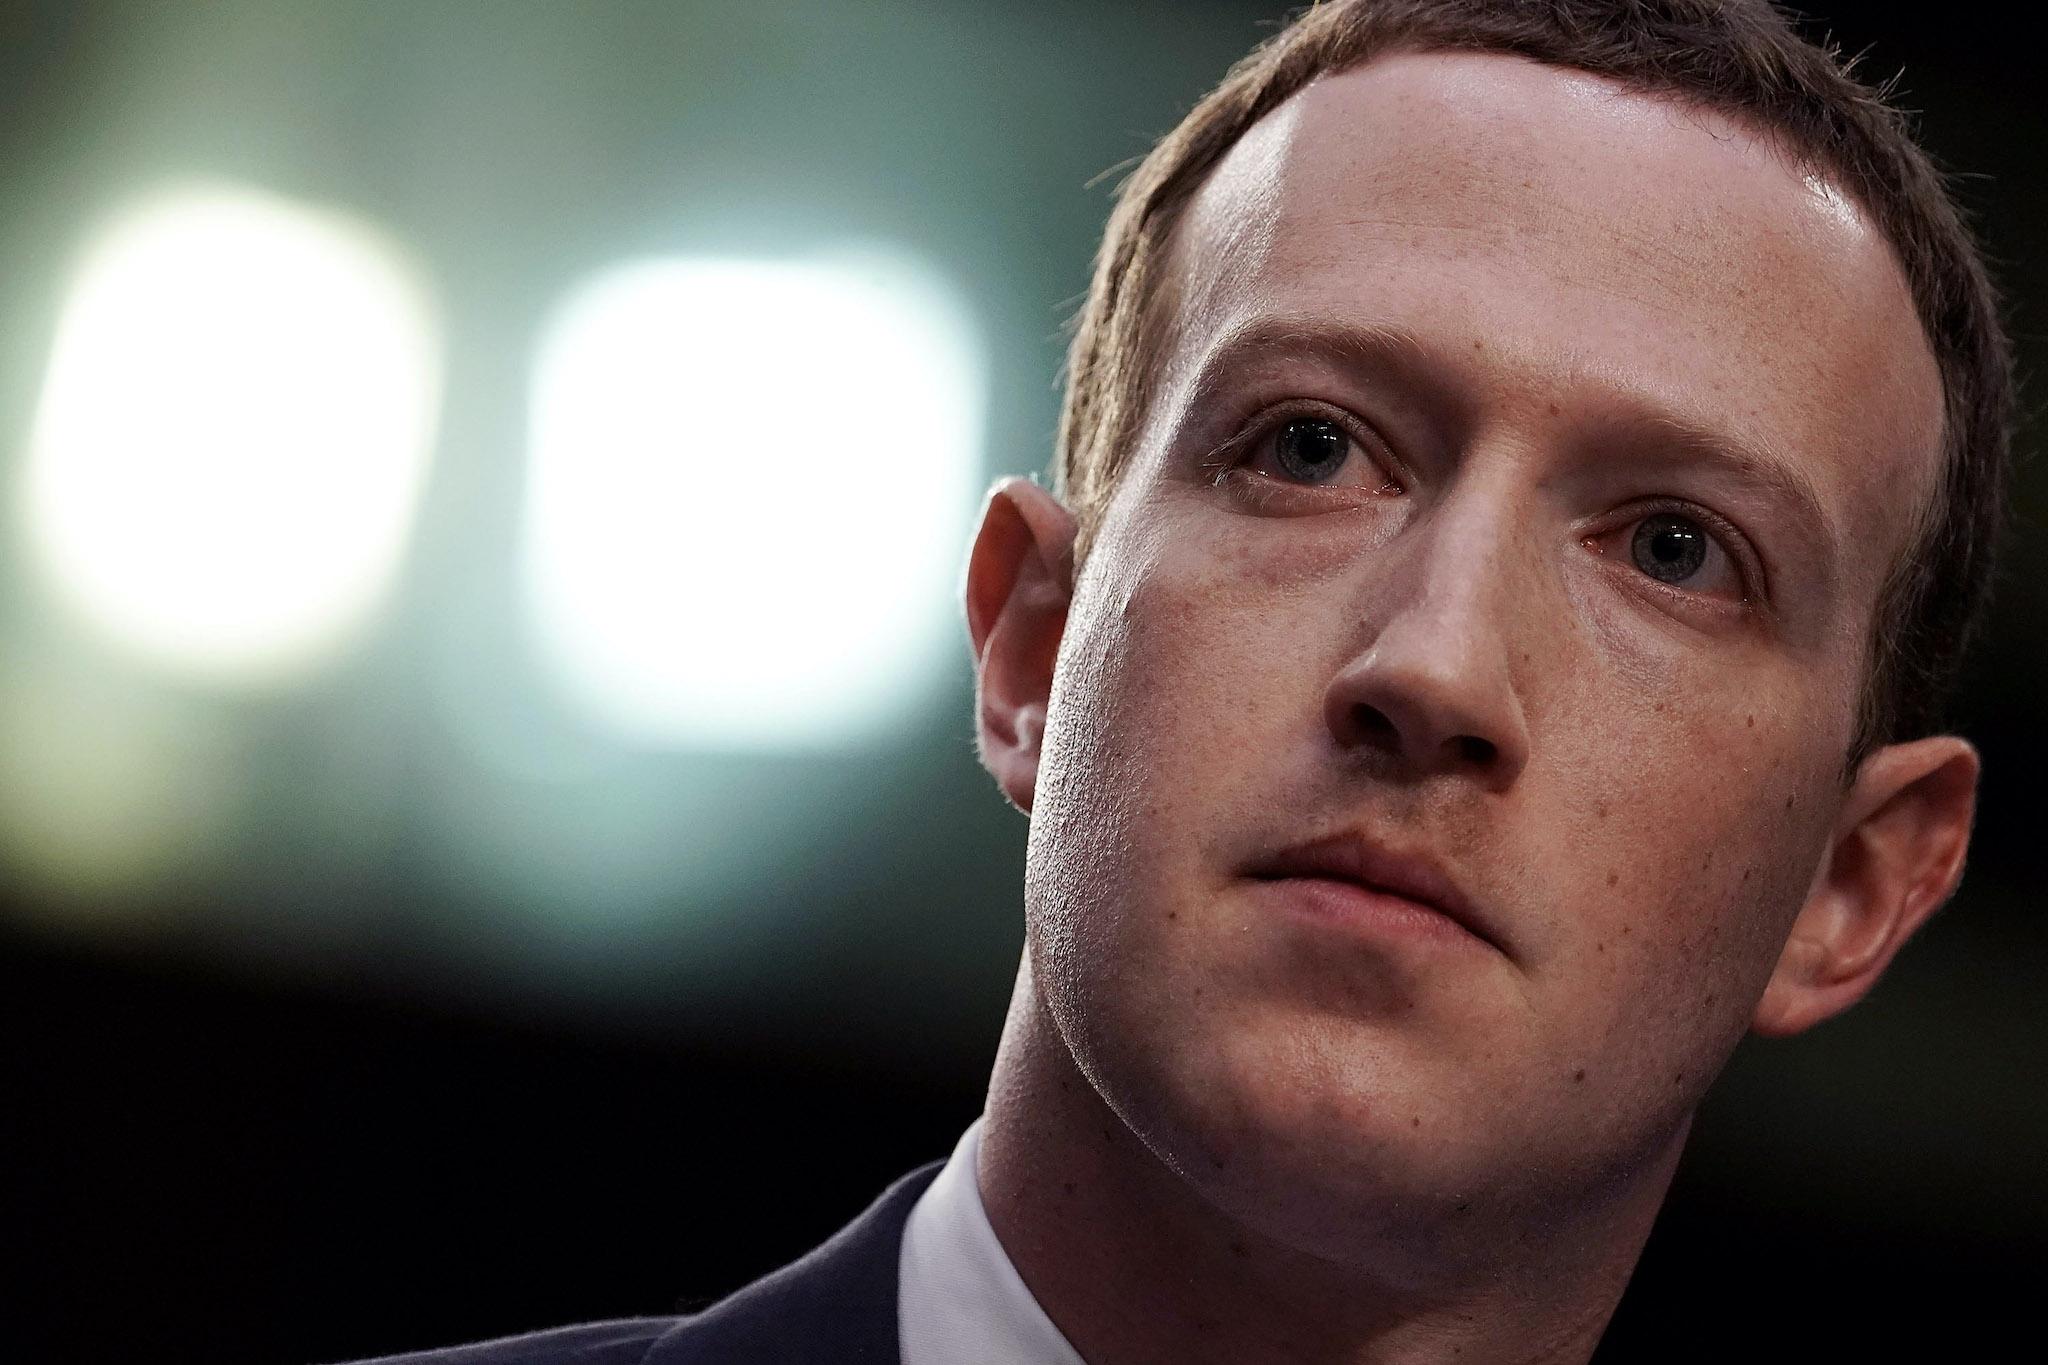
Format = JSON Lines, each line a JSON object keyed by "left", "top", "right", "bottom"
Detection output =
{"left": 977, "top": 956, "right": 1683, "bottom": 1365}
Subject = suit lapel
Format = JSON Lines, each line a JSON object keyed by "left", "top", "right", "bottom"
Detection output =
{"left": 645, "top": 1160, "right": 944, "bottom": 1365}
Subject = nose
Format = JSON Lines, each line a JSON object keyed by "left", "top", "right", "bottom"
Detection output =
{"left": 1322, "top": 498, "right": 1532, "bottom": 790}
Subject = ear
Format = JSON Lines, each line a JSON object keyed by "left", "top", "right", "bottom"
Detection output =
{"left": 1751, "top": 735, "right": 1979, "bottom": 1037}
{"left": 961, "top": 477, "right": 1077, "bottom": 814}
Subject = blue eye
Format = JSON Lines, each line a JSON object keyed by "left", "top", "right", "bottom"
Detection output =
{"left": 1271, "top": 417, "right": 1352, "bottom": 483}
{"left": 1631, "top": 513, "right": 1709, "bottom": 583}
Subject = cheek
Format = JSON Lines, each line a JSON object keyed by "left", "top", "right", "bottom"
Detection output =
{"left": 1043, "top": 508, "right": 1326, "bottom": 816}
{"left": 1024, "top": 512, "right": 1321, "bottom": 990}
{"left": 1545, "top": 566, "right": 1846, "bottom": 934}
{"left": 1532, "top": 673, "right": 1840, "bottom": 1083}
{"left": 1527, "top": 565, "right": 1853, "bottom": 1038}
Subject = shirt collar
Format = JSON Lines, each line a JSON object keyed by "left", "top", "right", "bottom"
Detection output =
{"left": 897, "top": 1116, "right": 1088, "bottom": 1365}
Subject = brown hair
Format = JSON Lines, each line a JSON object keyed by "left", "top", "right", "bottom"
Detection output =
{"left": 1052, "top": 0, "right": 2013, "bottom": 761}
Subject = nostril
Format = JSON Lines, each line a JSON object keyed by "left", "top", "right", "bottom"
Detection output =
{"left": 1452, "top": 734, "right": 1497, "bottom": 766}
{"left": 1353, "top": 703, "right": 1399, "bottom": 744}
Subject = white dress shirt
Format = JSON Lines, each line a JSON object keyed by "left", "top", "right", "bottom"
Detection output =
{"left": 898, "top": 1117, "right": 1088, "bottom": 1365}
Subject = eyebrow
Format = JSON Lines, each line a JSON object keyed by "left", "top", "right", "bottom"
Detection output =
{"left": 1619, "top": 411, "right": 1840, "bottom": 580}
{"left": 1184, "top": 315, "right": 1441, "bottom": 417}
{"left": 1182, "top": 314, "right": 1842, "bottom": 585}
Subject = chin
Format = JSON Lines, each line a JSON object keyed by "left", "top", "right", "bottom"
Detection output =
{"left": 1073, "top": 974, "right": 1507, "bottom": 1263}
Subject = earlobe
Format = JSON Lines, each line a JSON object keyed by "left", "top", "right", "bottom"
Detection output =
{"left": 1751, "top": 736, "right": 1978, "bottom": 1037}
{"left": 961, "top": 476, "right": 1078, "bottom": 814}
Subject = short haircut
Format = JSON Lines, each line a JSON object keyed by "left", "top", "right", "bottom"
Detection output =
{"left": 1053, "top": 0, "right": 2013, "bottom": 763}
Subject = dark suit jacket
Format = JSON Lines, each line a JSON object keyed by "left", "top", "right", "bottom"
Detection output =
{"left": 343, "top": 1161, "right": 945, "bottom": 1365}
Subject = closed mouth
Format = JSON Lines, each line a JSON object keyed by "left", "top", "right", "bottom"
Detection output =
{"left": 1244, "top": 832, "right": 1500, "bottom": 952}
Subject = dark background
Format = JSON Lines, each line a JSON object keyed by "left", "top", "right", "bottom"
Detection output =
{"left": 3, "top": 2, "right": 2041, "bottom": 1361}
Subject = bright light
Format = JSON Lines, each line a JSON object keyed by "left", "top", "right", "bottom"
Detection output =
{"left": 524, "top": 251, "right": 984, "bottom": 749}
{"left": 22, "top": 184, "right": 441, "bottom": 686}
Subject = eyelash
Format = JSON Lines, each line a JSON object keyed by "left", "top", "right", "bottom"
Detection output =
{"left": 1198, "top": 400, "right": 1405, "bottom": 498}
{"left": 1201, "top": 401, "right": 1769, "bottom": 609}
{"left": 1588, "top": 500, "right": 1764, "bottom": 609}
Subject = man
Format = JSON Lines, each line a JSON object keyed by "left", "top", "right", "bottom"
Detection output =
{"left": 350, "top": 1, "right": 2011, "bottom": 1361}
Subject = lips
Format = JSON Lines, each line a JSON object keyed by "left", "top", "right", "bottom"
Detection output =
{"left": 1244, "top": 831, "right": 1500, "bottom": 951}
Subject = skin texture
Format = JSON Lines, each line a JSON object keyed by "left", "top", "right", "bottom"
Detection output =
{"left": 962, "top": 52, "right": 1978, "bottom": 1365}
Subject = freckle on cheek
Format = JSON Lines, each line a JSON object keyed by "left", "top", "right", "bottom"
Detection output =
{"left": 1606, "top": 871, "right": 1618, "bottom": 887}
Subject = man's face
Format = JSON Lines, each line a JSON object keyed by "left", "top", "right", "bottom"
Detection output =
{"left": 1020, "top": 52, "right": 1942, "bottom": 1265}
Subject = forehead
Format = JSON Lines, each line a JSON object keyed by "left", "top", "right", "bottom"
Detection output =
{"left": 1160, "top": 50, "right": 1943, "bottom": 595}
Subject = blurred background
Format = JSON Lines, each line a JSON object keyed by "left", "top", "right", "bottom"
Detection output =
{"left": 0, "top": 2, "right": 2039, "bottom": 1361}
